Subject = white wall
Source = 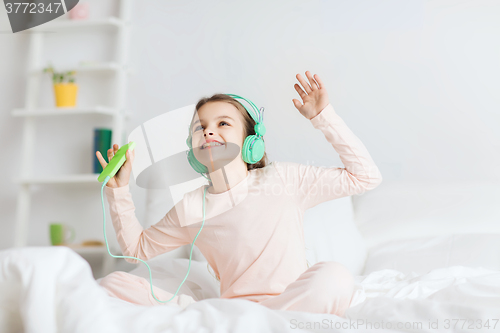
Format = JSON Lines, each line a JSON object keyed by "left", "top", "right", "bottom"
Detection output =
{"left": 1, "top": 0, "right": 499, "bottom": 254}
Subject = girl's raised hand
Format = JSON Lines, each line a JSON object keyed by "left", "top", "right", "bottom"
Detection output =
{"left": 292, "top": 71, "right": 330, "bottom": 120}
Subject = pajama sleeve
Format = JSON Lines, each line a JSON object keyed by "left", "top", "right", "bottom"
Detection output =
{"left": 104, "top": 184, "right": 192, "bottom": 264}
{"left": 273, "top": 103, "right": 383, "bottom": 211}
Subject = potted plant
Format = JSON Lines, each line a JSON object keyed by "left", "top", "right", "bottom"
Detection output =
{"left": 43, "top": 65, "right": 78, "bottom": 107}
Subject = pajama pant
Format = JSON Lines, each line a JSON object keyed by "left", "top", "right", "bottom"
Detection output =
{"left": 97, "top": 261, "right": 355, "bottom": 317}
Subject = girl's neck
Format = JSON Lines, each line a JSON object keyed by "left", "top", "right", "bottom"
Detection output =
{"left": 207, "top": 161, "right": 248, "bottom": 194}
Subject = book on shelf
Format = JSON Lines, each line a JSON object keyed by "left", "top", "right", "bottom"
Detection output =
{"left": 93, "top": 128, "right": 112, "bottom": 174}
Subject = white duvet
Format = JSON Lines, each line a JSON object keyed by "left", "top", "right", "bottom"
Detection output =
{"left": 1, "top": 246, "right": 500, "bottom": 333}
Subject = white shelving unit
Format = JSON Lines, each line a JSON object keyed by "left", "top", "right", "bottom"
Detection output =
{"left": 11, "top": 0, "right": 133, "bottom": 278}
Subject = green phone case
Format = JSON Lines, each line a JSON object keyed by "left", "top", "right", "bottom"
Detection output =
{"left": 97, "top": 141, "right": 136, "bottom": 183}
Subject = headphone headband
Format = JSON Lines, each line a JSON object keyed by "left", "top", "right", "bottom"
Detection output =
{"left": 225, "top": 94, "right": 263, "bottom": 125}
{"left": 187, "top": 94, "right": 264, "bottom": 134}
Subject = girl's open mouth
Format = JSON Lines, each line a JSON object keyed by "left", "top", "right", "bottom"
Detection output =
{"left": 201, "top": 142, "right": 225, "bottom": 150}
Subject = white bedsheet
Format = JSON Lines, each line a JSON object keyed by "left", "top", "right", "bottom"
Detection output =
{"left": 1, "top": 246, "right": 500, "bottom": 333}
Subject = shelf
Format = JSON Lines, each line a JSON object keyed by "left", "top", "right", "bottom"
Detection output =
{"left": 14, "top": 7, "right": 133, "bottom": 252}
{"left": 12, "top": 106, "right": 118, "bottom": 117}
{"left": 29, "top": 17, "right": 124, "bottom": 33}
{"left": 31, "top": 62, "right": 123, "bottom": 74}
{"left": 14, "top": 173, "right": 103, "bottom": 185}
{"left": 59, "top": 244, "right": 111, "bottom": 255}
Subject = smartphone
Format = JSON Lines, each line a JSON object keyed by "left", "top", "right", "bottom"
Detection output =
{"left": 98, "top": 141, "right": 136, "bottom": 183}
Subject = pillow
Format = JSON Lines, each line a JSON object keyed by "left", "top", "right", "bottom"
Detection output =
{"left": 303, "top": 195, "right": 367, "bottom": 276}
{"left": 353, "top": 181, "right": 500, "bottom": 249}
{"left": 363, "top": 233, "right": 500, "bottom": 276}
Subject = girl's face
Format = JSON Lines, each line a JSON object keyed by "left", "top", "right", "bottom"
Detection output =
{"left": 191, "top": 101, "right": 246, "bottom": 166}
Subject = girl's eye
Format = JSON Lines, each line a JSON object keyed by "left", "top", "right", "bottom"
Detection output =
{"left": 194, "top": 121, "right": 230, "bottom": 131}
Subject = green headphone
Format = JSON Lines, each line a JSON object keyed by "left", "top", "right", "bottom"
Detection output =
{"left": 185, "top": 94, "right": 266, "bottom": 177}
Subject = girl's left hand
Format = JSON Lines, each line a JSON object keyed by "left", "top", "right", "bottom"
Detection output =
{"left": 292, "top": 71, "right": 330, "bottom": 120}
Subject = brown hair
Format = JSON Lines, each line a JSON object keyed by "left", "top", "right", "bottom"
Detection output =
{"left": 189, "top": 93, "right": 269, "bottom": 174}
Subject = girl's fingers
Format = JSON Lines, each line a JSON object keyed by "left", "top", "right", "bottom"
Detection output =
{"left": 292, "top": 99, "right": 302, "bottom": 109}
{"left": 314, "top": 74, "right": 324, "bottom": 89}
{"left": 305, "top": 71, "right": 318, "bottom": 90}
{"left": 126, "top": 150, "right": 134, "bottom": 164}
{"left": 296, "top": 73, "right": 312, "bottom": 94}
{"left": 107, "top": 148, "right": 114, "bottom": 163}
{"left": 294, "top": 83, "right": 306, "bottom": 98}
{"left": 130, "top": 150, "right": 135, "bottom": 162}
{"left": 96, "top": 151, "right": 108, "bottom": 168}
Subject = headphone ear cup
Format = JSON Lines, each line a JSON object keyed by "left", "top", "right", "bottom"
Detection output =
{"left": 242, "top": 135, "right": 265, "bottom": 164}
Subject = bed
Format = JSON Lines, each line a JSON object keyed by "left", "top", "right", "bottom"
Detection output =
{"left": 1, "top": 181, "right": 500, "bottom": 332}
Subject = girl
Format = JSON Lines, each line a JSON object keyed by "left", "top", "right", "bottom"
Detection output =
{"left": 96, "top": 71, "right": 383, "bottom": 317}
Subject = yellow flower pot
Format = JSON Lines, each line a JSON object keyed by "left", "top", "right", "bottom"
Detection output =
{"left": 53, "top": 83, "right": 78, "bottom": 107}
